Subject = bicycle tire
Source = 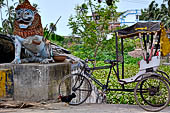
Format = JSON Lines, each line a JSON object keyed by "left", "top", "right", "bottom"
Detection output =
{"left": 134, "top": 76, "right": 170, "bottom": 112}
{"left": 140, "top": 78, "right": 166, "bottom": 107}
{"left": 58, "top": 74, "right": 92, "bottom": 105}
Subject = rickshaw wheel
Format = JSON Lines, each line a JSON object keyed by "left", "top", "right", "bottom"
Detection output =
{"left": 134, "top": 75, "right": 170, "bottom": 112}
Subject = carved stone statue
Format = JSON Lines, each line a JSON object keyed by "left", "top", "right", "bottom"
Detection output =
{"left": 12, "top": 0, "right": 54, "bottom": 64}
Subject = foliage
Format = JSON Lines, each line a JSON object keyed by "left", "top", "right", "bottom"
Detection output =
{"left": 44, "top": 22, "right": 64, "bottom": 46}
{"left": 0, "top": 0, "right": 16, "bottom": 34}
{"left": 68, "top": 0, "right": 120, "bottom": 61}
{"left": 140, "top": 0, "right": 170, "bottom": 28}
{"left": 68, "top": 37, "right": 136, "bottom": 61}
{"left": 44, "top": 31, "right": 64, "bottom": 45}
{"left": 124, "top": 53, "right": 142, "bottom": 64}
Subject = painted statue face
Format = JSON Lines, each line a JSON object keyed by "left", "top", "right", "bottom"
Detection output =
{"left": 15, "top": 9, "right": 35, "bottom": 29}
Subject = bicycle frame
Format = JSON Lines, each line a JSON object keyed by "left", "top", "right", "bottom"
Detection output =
{"left": 82, "top": 63, "right": 134, "bottom": 92}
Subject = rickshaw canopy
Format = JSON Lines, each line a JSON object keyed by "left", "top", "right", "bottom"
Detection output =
{"left": 116, "top": 22, "right": 161, "bottom": 38}
{"left": 115, "top": 22, "right": 170, "bottom": 56}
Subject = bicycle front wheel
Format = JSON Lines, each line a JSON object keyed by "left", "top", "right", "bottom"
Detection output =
{"left": 134, "top": 76, "right": 170, "bottom": 112}
{"left": 58, "top": 74, "right": 92, "bottom": 105}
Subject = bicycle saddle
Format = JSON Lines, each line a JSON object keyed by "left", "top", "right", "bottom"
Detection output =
{"left": 104, "top": 60, "right": 117, "bottom": 64}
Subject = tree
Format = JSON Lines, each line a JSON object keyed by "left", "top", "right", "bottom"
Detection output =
{"left": 140, "top": 0, "right": 170, "bottom": 28}
{"left": 0, "top": 0, "right": 5, "bottom": 32}
{"left": 95, "top": 0, "right": 115, "bottom": 6}
{"left": 140, "top": 1, "right": 160, "bottom": 20}
{"left": 163, "top": 0, "right": 170, "bottom": 13}
{"left": 68, "top": 0, "right": 119, "bottom": 62}
{"left": 0, "top": 0, "right": 5, "bottom": 22}
{"left": 0, "top": 0, "right": 17, "bottom": 34}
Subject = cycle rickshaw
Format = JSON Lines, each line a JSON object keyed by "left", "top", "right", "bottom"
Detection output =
{"left": 58, "top": 22, "right": 170, "bottom": 112}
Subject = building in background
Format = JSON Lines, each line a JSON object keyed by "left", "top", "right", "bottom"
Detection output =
{"left": 86, "top": 12, "right": 121, "bottom": 31}
{"left": 118, "top": 9, "right": 141, "bottom": 26}
{"left": 118, "top": 9, "right": 161, "bottom": 26}
{"left": 87, "top": 9, "right": 142, "bottom": 31}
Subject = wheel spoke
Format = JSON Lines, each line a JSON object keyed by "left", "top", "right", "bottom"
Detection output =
{"left": 77, "top": 88, "right": 92, "bottom": 92}
{"left": 58, "top": 74, "right": 92, "bottom": 105}
{"left": 134, "top": 75, "right": 170, "bottom": 112}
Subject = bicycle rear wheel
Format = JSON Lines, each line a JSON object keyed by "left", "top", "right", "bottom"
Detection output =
{"left": 58, "top": 74, "right": 92, "bottom": 105}
{"left": 134, "top": 76, "right": 170, "bottom": 112}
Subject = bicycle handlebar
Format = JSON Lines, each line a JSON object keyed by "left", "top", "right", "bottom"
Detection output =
{"left": 81, "top": 59, "right": 119, "bottom": 66}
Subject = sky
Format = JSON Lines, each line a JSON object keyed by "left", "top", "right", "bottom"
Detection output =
{"left": 1, "top": 0, "right": 164, "bottom": 36}
{"left": 117, "top": 0, "right": 162, "bottom": 11}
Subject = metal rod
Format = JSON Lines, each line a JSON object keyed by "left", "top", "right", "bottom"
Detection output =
{"left": 107, "top": 88, "right": 134, "bottom": 92}
{"left": 139, "top": 33, "right": 145, "bottom": 58}
{"left": 150, "top": 33, "right": 153, "bottom": 48}
{"left": 143, "top": 33, "right": 147, "bottom": 51}
{"left": 106, "top": 65, "right": 113, "bottom": 88}
{"left": 115, "top": 32, "right": 120, "bottom": 80}
{"left": 154, "top": 32, "right": 161, "bottom": 56}
{"left": 121, "top": 37, "right": 124, "bottom": 79}
{"left": 85, "top": 72, "right": 104, "bottom": 87}
{"left": 121, "top": 37, "right": 125, "bottom": 89}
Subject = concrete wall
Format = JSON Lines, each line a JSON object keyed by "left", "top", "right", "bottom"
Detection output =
{"left": 0, "top": 63, "right": 70, "bottom": 102}
{"left": 0, "top": 69, "right": 14, "bottom": 98}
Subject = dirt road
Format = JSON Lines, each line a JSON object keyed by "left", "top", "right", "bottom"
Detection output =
{"left": 0, "top": 103, "right": 170, "bottom": 113}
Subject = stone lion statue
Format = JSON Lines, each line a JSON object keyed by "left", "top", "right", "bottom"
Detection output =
{"left": 11, "top": 0, "right": 81, "bottom": 65}
{"left": 12, "top": 0, "right": 55, "bottom": 64}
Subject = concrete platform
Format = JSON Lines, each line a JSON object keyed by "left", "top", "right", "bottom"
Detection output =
{"left": 0, "top": 62, "right": 70, "bottom": 102}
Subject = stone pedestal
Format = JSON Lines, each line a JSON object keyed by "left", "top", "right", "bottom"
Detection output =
{"left": 0, "top": 62, "right": 70, "bottom": 102}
